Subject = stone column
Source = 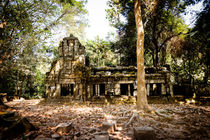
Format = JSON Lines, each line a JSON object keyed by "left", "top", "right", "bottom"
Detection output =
{"left": 152, "top": 84, "right": 156, "bottom": 95}
{"left": 74, "top": 84, "right": 79, "bottom": 98}
{"left": 97, "top": 84, "right": 100, "bottom": 96}
{"left": 115, "top": 83, "right": 120, "bottom": 95}
{"left": 128, "top": 84, "right": 131, "bottom": 96}
{"left": 95, "top": 84, "right": 98, "bottom": 96}
{"left": 86, "top": 85, "right": 89, "bottom": 99}
{"left": 87, "top": 84, "right": 91, "bottom": 99}
{"left": 133, "top": 82, "right": 137, "bottom": 96}
{"left": 54, "top": 84, "right": 61, "bottom": 97}
{"left": 89, "top": 84, "right": 93, "bottom": 97}
{"left": 161, "top": 83, "right": 166, "bottom": 95}
{"left": 133, "top": 90, "right": 137, "bottom": 96}
{"left": 169, "top": 84, "right": 174, "bottom": 97}
{"left": 79, "top": 83, "right": 83, "bottom": 99}
{"left": 105, "top": 83, "right": 109, "bottom": 95}
{"left": 146, "top": 84, "right": 150, "bottom": 96}
{"left": 94, "top": 85, "right": 96, "bottom": 96}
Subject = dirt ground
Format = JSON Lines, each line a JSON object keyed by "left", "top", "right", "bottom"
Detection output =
{"left": 4, "top": 99, "right": 210, "bottom": 140}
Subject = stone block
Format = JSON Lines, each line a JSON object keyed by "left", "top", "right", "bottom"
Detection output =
{"left": 133, "top": 127, "right": 156, "bottom": 140}
{"left": 35, "top": 135, "right": 56, "bottom": 140}
{"left": 51, "top": 133, "right": 61, "bottom": 139}
{"left": 101, "top": 121, "right": 116, "bottom": 133}
{"left": 55, "top": 122, "right": 73, "bottom": 133}
{"left": 93, "top": 135, "right": 109, "bottom": 140}
{"left": 1, "top": 117, "right": 37, "bottom": 140}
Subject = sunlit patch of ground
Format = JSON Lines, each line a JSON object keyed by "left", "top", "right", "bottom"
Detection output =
{"left": 5, "top": 99, "right": 210, "bottom": 139}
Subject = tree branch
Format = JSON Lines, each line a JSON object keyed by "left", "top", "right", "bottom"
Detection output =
{"left": 43, "top": 9, "right": 70, "bottom": 31}
{"left": 158, "top": 32, "right": 183, "bottom": 52}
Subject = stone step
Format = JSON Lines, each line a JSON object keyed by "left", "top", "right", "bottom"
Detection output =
{"left": 133, "top": 127, "right": 156, "bottom": 140}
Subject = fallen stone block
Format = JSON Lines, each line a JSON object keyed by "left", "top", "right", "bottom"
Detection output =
{"left": 109, "top": 131, "right": 122, "bottom": 140}
{"left": 25, "top": 131, "right": 38, "bottom": 140}
{"left": 51, "top": 133, "right": 61, "bottom": 139}
{"left": 93, "top": 131, "right": 109, "bottom": 136}
{"left": 89, "top": 127, "right": 98, "bottom": 133}
{"left": 133, "top": 127, "right": 156, "bottom": 140}
{"left": 109, "top": 120, "right": 117, "bottom": 131}
{"left": 1, "top": 117, "right": 37, "bottom": 140}
{"left": 35, "top": 135, "right": 56, "bottom": 140}
{"left": 93, "top": 135, "right": 109, "bottom": 140}
{"left": 55, "top": 122, "right": 73, "bottom": 133}
{"left": 101, "top": 121, "right": 117, "bottom": 133}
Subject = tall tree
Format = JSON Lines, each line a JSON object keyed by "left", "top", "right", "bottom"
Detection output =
{"left": 106, "top": 0, "right": 196, "bottom": 67}
{"left": 134, "top": 0, "right": 149, "bottom": 110}
{"left": 106, "top": 0, "right": 123, "bottom": 40}
{"left": 110, "top": 0, "right": 137, "bottom": 66}
{"left": 0, "top": 0, "right": 87, "bottom": 97}
{"left": 191, "top": 0, "right": 210, "bottom": 85}
{"left": 169, "top": 0, "right": 210, "bottom": 96}
{"left": 144, "top": 0, "right": 189, "bottom": 67}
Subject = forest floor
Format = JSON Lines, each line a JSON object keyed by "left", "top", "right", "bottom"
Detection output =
{"left": 4, "top": 98, "right": 210, "bottom": 140}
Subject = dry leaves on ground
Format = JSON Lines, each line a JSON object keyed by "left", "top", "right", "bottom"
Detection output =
{"left": 4, "top": 99, "right": 210, "bottom": 140}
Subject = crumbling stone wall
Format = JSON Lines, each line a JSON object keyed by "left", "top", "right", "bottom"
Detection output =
{"left": 46, "top": 34, "right": 173, "bottom": 99}
{"left": 46, "top": 34, "right": 86, "bottom": 98}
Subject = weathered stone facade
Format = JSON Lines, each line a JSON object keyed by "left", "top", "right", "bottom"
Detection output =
{"left": 46, "top": 34, "right": 85, "bottom": 98}
{"left": 46, "top": 34, "right": 173, "bottom": 99}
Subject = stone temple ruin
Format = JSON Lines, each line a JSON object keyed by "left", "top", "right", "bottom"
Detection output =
{"left": 46, "top": 34, "right": 173, "bottom": 100}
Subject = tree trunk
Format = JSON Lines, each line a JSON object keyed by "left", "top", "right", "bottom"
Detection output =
{"left": 152, "top": 49, "right": 155, "bottom": 67}
{"left": 161, "top": 46, "right": 166, "bottom": 66}
{"left": 134, "top": 0, "right": 149, "bottom": 110}
{"left": 155, "top": 44, "right": 159, "bottom": 67}
{"left": 117, "top": 4, "right": 122, "bottom": 41}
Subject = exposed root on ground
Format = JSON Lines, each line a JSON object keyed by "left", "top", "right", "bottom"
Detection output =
{"left": 124, "top": 110, "right": 137, "bottom": 127}
{"left": 154, "top": 109, "right": 172, "bottom": 119}
{"left": 124, "top": 107, "right": 173, "bottom": 128}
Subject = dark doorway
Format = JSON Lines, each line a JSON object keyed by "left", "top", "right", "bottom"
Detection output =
{"left": 93, "top": 84, "right": 96, "bottom": 96}
{"left": 156, "top": 84, "right": 161, "bottom": 95}
{"left": 61, "top": 85, "right": 68, "bottom": 96}
{"left": 99, "top": 84, "right": 105, "bottom": 95}
{"left": 70, "top": 84, "right": 74, "bottom": 95}
{"left": 61, "top": 84, "right": 74, "bottom": 96}
{"left": 120, "top": 84, "right": 128, "bottom": 95}
{"left": 130, "top": 84, "right": 134, "bottom": 96}
{"left": 150, "top": 84, "right": 161, "bottom": 96}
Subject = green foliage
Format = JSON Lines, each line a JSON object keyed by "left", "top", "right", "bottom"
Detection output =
{"left": 85, "top": 36, "right": 118, "bottom": 67}
{"left": 106, "top": 0, "right": 137, "bottom": 66}
{"left": 0, "top": 0, "right": 87, "bottom": 98}
{"left": 105, "top": 0, "right": 209, "bottom": 97}
{"left": 106, "top": 0, "right": 123, "bottom": 32}
{"left": 169, "top": 1, "right": 210, "bottom": 96}
{"left": 105, "top": 0, "right": 194, "bottom": 67}
{"left": 32, "top": 70, "right": 46, "bottom": 98}
{"left": 0, "top": 68, "right": 17, "bottom": 95}
{"left": 171, "top": 38, "right": 203, "bottom": 79}
{"left": 192, "top": 1, "right": 210, "bottom": 84}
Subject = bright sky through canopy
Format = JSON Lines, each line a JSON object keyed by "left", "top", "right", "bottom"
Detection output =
{"left": 182, "top": 0, "right": 204, "bottom": 28}
{"left": 85, "top": 0, "right": 116, "bottom": 40}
